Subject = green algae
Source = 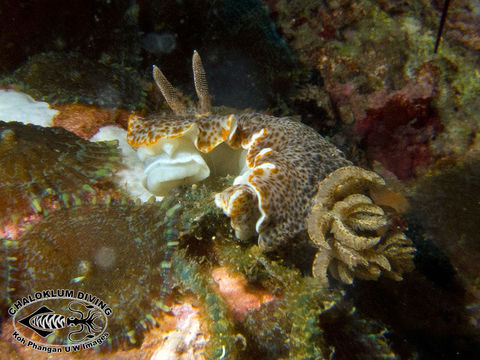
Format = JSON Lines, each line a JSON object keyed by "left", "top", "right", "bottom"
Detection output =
{"left": 216, "top": 241, "right": 338, "bottom": 360}
{"left": 172, "top": 250, "right": 240, "bottom": 360}
{"left": 168, "top": 174, "right": 343, "bottom": 359}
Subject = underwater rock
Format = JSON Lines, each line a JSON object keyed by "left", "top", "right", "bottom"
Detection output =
{"left": 5, "top": 196, "right": 181, "bottom": 350}
{"left": 0, "top": 0, "right": 140, "bottom": 73}
{"left": 0, "top": 121, "right": 121, "bottom": 226}
{"left": 241, "top": 298, "right": 290, "bottom": 359}
{"left": 0, "top": 241, "right": 6, "bottom": 322}
{"left": 409, "top": 156, "right": 480, "bottom": 299}
{"left": 269, "top": 0, "right": 479, "bottom": 176}
{"left": 350, "top": 261, "right": 480, "bottom": 359}
{"left": 8, "top": 52, "right": 145, "bottom": 110}
{"left": 150, "top": 302, "right": 209, "bottom": 360}
{"left": 1, "top": 0, "right": 297, "bottom": 111}
{"left": 214, "top": 238, "right": 340, "bottom": 359}
{"left": 212, "top": 266, "right": 274, "bottom": 321}
{"left": 320, "top": 299, "right": 398, "bottom": 360}
{"left": 127, "top": 51, "right": 351, "bottom": 248}
{"left": 307, "top": 166, "right": 416, "bottom": 285}
{"left": 0, "top": 89, "right": 58, "bottom": 127}
{"left": 437, "top": 0, "right": 480, "bottom": 51}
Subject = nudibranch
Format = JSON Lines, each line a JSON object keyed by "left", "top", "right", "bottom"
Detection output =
{"left": 127, "top": 51, "right": 351, "bottom": 248}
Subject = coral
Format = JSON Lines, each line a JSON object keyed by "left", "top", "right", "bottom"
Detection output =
{"left": 6, "top": 52, "right": 145, "bottom": 110}
{"left": 52, "top": 104, "right": 129, "bottom": 140}
{"left": 127, "top": 51, "right": 351, "bottom": 248}
{"left": 354, "top": 66, "right": 444, "bottom": 180}
{"left": 0, "top": 121, "right": 121, "bottom": 226}
{"left": 4, "top": 196, "right": 181, "bottom": 350}
{"left": 307, "top": 166, "right": 415, "bottom": 285}
{"left": 1, "top": 176, "right": 238, "bottom": 357}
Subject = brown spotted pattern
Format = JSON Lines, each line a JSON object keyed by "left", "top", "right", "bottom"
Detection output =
{"left": 195, "top": 114, "right": 233, "bottom": 152}
{"left": 128, "top": 111, "right": 351, "bottom": 248}
{"left": 220, "top": 114, "right": 352, "bottom": 248}
{"left": 127, "top": 113, "right": 233, "bottom": 153}
{"left": 215, "top": 184, "right": 259, "bottom": 240}
{"left": 126, "top": 52, "right": 352, "bottom": 248}
{"left": 127, "top": 114, "right": 195, "bottom": 146}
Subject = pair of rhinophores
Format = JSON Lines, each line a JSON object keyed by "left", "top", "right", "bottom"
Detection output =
{"left": 126, "top": 51, "right": 351, "bottom": 249}
{"left": 127, "top": 51, "right": 415, "bottom": 284}
{"left": 126, "top": 51, "right": 414, "bottom": 285}
{"left": 1, "top": 51, "right": 414, "bottom": 355}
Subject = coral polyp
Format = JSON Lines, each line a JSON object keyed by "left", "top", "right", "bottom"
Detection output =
{"left": 0, "top": 121, "right": 121, "bottom": 225}
{"left": 5, "top": 196, "right": 181, "bottom": 350}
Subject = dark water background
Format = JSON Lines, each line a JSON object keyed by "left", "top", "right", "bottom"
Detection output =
{"left": 1, "top": 1, "right": 479, "bottom": 359}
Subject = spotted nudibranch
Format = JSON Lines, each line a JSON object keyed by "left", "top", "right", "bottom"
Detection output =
{"left": 127, "top": 51, "right": 351, "bottom": 248}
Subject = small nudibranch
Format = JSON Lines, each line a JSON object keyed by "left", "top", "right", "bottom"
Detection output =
{"left": 127, "top": 51, "right": 351, "bottom": 248}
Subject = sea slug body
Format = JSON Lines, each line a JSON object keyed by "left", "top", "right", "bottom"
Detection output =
{"left": 127, "top": 51, "right": 351, "bottom": 248}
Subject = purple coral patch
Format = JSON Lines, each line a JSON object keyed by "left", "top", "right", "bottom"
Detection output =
{"left": 354, "top": 91, "right": 443, "bottom": 180}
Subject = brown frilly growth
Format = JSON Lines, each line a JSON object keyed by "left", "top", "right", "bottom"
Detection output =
{"left": 0, "top": 121, "right": 121, "bottom": 225}
{"left": 307, "top": 166, "right": 415, "bottom": 285}
{"left": 5, "top": 196, "right": 181, "bottom": 351}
